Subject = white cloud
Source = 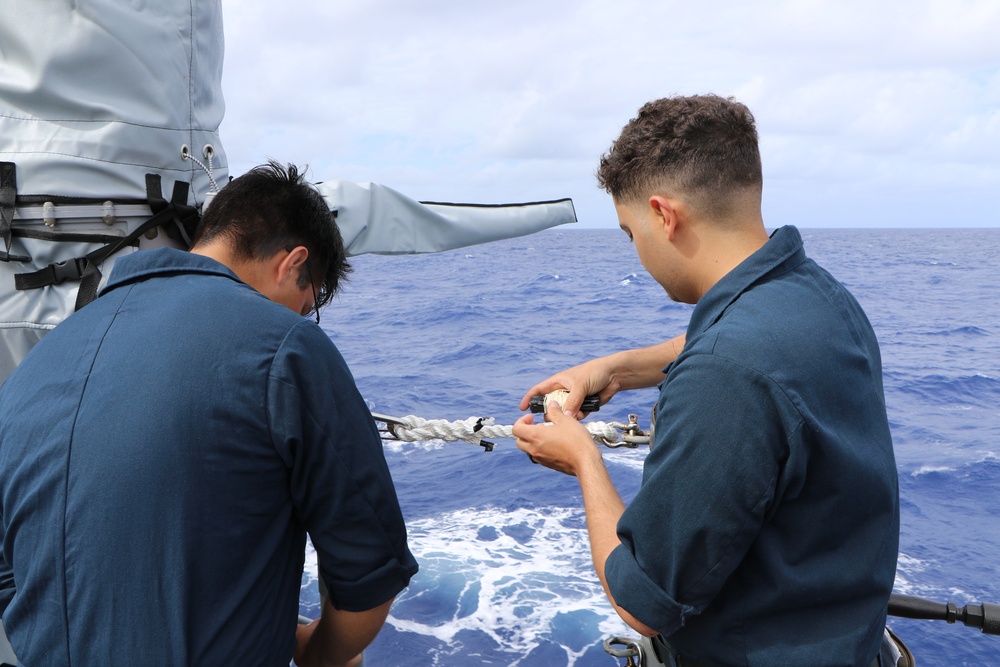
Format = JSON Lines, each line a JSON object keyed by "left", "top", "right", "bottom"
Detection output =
{"left": 219, "top": 0, "right": 1000, "bottom": 227}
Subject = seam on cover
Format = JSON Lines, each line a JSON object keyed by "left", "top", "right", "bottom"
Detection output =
{"left": 0, "top": 110, "right": 217, "bottom": 133}
{"left": 0, "top": 148, "right": 226, "bottom": 174}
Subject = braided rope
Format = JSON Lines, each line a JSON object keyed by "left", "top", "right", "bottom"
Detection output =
{"left": 180, "top": 145, "right": 220, "bottom": 193}
{"left": 386, "top": 414, "right": 623, "bottom": 446}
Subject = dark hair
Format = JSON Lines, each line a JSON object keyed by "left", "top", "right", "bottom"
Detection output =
{"left": 193, "top": 161, "right": 351, "bottom": 311}
{"left": 597, "top": 95, "right": 762, "bottom": 215}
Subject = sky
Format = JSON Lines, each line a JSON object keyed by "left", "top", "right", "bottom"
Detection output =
{"left": 219, "top": 0, "right": 1000, "bottom": 229}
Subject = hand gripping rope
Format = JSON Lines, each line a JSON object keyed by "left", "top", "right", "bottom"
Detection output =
{"left": 372, "top": 391, "right": 651, "bottom": 452}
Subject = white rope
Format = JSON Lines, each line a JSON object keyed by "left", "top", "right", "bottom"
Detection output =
{"left": 385, "top": 414, "right": 623, "bottom": 446}
{"left": 180, "top": 144, "right": 219, "bottom": 193}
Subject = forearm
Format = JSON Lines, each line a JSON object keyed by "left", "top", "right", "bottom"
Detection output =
{"left": 295, "top": 598, "right": 392, "bottom": 667}
{"left": 605, "top": 334, "right": 685, "bottom": 392}
{"left": 576, "top": 456, "right": 658, "bottom": 637}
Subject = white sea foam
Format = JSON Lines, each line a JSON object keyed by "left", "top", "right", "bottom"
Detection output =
{"left": 619, "top": 273, "right": 639, "bottom": 287}
{"left": 304, "top": 505, "right": 632, "bottom": 665}
{"left": 893, "top": 553, "right": 928, "bottom": 596}
{"left": 895, "top": 553, "right": 974, "bottom": 602}
{"left": 910, "top": 464, "right": 956, "bottom": 477}
{"left": 393, "top": 506, "right": 630, "bottom": 665}
{"left": 603, "top": 447, "right": 648, "bottom": 472}
{"left": 381, "top": 439, "right": 450, "bottom": 454}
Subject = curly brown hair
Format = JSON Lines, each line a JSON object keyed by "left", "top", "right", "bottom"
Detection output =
{"left": 597, "top": 95, "right": 762, "bottom": 217}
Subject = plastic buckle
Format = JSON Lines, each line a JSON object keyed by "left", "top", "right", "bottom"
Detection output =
{"left": 50, "top": 258, "right": 86, "bottom": 285}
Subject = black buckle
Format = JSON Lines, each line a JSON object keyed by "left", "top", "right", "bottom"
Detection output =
{"left": 49, "top": 258, "right": 87, "bottom": 285}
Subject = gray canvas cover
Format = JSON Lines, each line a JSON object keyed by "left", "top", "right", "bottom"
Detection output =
{"left": 0, "top": 0, "right": 575, "bottom": 391}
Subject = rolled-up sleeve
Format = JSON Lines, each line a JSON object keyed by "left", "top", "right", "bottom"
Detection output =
{"left": 267, "top": 322, "right": 418, "bottom": 612}
{"left": 606, "top": 543, "right": 695, "bottom": 635}
{"left": 605, "top": 353, "right": 802, "bottom": 635}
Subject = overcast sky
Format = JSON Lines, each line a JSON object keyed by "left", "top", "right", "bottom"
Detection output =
{"left": 219, "top": 0, "right": 1000, "bottom": 229}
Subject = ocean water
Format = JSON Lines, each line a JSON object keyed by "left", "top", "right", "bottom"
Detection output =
{"left": 303, "top": 227, "right": 1000, "bottom": 666}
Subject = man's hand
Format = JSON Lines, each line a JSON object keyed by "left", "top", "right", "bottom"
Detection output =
{"left": 512, "top": 406, "right": 603, "bottom": 476}
{"left": 518, "top": 335, "right": 686, "bottom": 419}
{"left": 518, "top": 357, "right": 620, "bottom": 419}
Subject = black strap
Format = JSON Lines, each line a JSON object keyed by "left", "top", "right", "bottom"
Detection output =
{"left": 145, "top": 174, "right": 195, "bottom": 247}
{"left": 0, "top": 249, "right": 31, "bottom": 262}
{"left": 0, "top": 162, "right": 16, "bottom": 251}
{"left": 12, "top": 227, "right": 125, "bottom": 245}
{"left": 13, "top": 193, "right": 148, "bottom": 207}
{"left": 146, "top": 172, "right": 167, "bottom": 212}
{"left": 2, "top": 213, "right": 125, "bottom": 265}
{"left": 14, "top": 257, "right": 90, "bottom": 290}
{"left": 13, "top": 175, "right": 200, "bottom": 310}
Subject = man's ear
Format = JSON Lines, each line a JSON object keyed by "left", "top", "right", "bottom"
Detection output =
{"left": 276, "top": 245, "right": 309, "bottom": 287}
{"left": 648, "top": 195, "right": 679, "bottom": 241}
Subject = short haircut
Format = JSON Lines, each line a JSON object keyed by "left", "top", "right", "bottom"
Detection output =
{"left": 597, "top": 95, "right": 762, "bottom": 217}
{"left": 193, "top": 161, "right": 351, "bottom": 311}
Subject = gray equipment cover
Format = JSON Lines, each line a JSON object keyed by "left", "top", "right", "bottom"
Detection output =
{"left": 0, "top": 0, "right": 575, "bottom": 386}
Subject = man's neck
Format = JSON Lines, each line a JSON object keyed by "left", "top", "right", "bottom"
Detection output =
{"left": 191, "top": 241, "right": 263, "bottom": 291}
{"left": 688, "top": 217, "right": 770, "bottom": 301}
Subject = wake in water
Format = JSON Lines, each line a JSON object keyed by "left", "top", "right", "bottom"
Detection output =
{"left": 301, "top": 505, "right": 633, "bottom": 666}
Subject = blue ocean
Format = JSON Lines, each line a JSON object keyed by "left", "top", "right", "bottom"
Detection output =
{"left": 301, "top": 227, "right": 1000, "bottom": 666}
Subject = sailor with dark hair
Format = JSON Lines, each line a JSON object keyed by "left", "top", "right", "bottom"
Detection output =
{"left": 0, "top": 162, "right": 417, "bottom": 666}
{"left": 513, "top": 95, "right": 900, "bottom": 666}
